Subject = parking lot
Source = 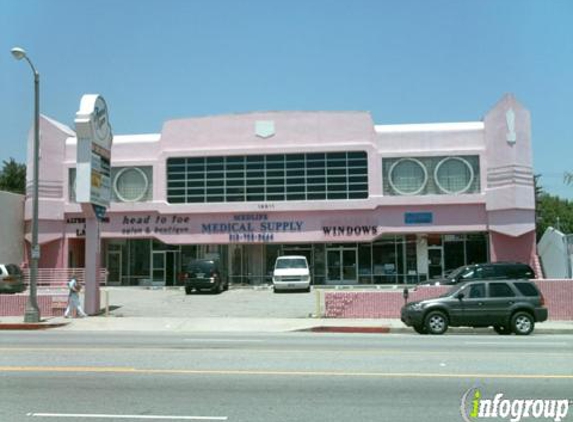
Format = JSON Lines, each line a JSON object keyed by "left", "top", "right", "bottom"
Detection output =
{"left": 104, "top": 286, "right": 318, "bottom": 318}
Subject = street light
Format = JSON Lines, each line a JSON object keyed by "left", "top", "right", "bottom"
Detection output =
{"left": 11, "top": 46, "right": 41, "bottom": 322}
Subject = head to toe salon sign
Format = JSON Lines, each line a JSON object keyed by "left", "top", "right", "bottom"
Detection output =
{"left": 75, "top": 94, "right": 113, "bottom": 210}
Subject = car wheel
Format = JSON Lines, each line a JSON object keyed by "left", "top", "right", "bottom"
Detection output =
{"left": 273, "top": 287, "right": 279, "bottom": 294}
{"left": 185, "top": 287, "right": 192, "bottom": 295}
{"left": 511, "top": 312, "right": 535, "bottom": 335}
{"left": 424, "top": 311, "right": 448, "bottom": 335}
{"left": 305, "top": 286, "right": 311, "bottom": 293}
{"left": 493, "top": 325, "right": 511, "bottom": 335}
{"left": 413, "top": 324, "right": 427, "bottom": 335}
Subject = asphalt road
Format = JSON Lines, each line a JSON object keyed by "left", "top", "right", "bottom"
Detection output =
{"left": 1, "top": 331, "right": 572, "bottom": 422}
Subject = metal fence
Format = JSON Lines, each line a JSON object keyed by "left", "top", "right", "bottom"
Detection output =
{"left": 22, "top": 268, "right": 108, "bottom": 289}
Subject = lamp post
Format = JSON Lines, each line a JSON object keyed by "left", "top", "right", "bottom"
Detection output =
{"left": 11, "top": 46, "right": 41, "bottom": 322}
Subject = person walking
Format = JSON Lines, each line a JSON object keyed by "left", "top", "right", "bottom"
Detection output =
{"left": 64, "top": 274, "right": 87, "bottom": 318}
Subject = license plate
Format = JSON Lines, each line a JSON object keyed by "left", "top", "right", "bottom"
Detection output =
{"left": 196, "top": 273, "right": 205, "bottom": 279}
{"left": 288, "top": 284, "right": 295, "bottom": 288}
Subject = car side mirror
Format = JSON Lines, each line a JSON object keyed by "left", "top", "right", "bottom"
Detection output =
{"left": 456, "top": 292, "right": 465, "bottom": 300}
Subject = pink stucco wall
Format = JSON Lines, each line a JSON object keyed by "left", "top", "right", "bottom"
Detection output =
{"left": 489, "top": 231, "right": 536, "bottom": 265}
{"left": 324, "top": 280, "right": 573, "bottom": 320}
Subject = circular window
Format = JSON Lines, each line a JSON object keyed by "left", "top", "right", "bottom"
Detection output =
{"left": 113, "top": 167, "right": 149, "bottom": 202}
{"left": 434, "top": 157, "right": 474, "bottom": 194}
{"left": 388, "top": 158, "right": 428, "bottom": 195}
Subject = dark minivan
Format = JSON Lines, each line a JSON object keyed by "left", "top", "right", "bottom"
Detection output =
{"left": 420, "top": 262, "right": 535, "bottom": 286}
{"left": 183, "top": 259, "right": 228, "bottom": 294}
{"left": 401, "top": 280, "right": 547, "bottom": 335}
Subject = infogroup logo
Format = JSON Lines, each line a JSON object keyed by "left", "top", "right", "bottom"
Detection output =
{"left": 461, "top": 388, "right": 571, "bottom": 422}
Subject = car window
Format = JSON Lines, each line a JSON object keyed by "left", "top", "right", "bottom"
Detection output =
{"left": 468, "top": 283, "right": 486, "bottom": 298}
{"left": 448, "top": 266, "right": 469, "bottom": 280}
{"left": 460, "top": 269, "right": 476, "bottom": 280}
{"left": 6, "top": 264, "right": 22, "bottom": 276}
{"left": 187, "top": 261, "right": 215, "bottom": 273}
{"left": 513, "top": 282, "right": 539, "bottom": 297}
{"left": 513, "top": 265, "right": 534, "bottom": 279}
{"left": 275, "top": 259, "right": 307, "bottom": 269}
{"left": 489, "top": 282, "right": 516, "bottom": 298}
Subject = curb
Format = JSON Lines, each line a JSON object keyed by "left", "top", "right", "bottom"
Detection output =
{"left": 0, "top": 322, "right": 69, "bottom": 330}
{"left": 301, "top": 326, "right": 391, "bottom": 334}
{"left": 297, "top": 326, "right": 573, "bottom": 335}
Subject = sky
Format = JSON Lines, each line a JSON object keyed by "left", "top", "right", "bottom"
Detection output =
{"left": 1, "top": 0, "right": 572, "bottom": 198}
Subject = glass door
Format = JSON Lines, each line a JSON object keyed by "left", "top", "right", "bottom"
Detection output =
{"left": 107, "top": 250, "right": 122, "bottom": 286}
{"left": 152, "top": 251, "right": 166, "bottom": 285}
{"left": 165, "top": 251, "right": 180, "bottom": 286}
{"left": 341, "top": 249, "right": 357, "bottom": 283}
{"left": 327, "top": 249, "right": 341, "bottom": 283}
{"left": 245, "top": 245, "right": 264, "bottom": 285}
{"left": 428, "top": 247, "right": 443, "bottom": 279}
{"left": 327, "top": 247, "right": 358, "bottom": 285}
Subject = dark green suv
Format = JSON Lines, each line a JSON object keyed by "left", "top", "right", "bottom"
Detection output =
{"left": 184, "top": 259, "right": 229, "bottom": 294}
{"left": 401, "top": 280, "right": 547, "bottom": 335}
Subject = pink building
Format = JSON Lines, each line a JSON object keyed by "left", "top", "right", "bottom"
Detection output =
{"left": 25, "top": 94, "right": 536, "bottom": 286}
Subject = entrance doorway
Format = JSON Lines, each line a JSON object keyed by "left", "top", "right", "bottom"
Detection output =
{"left": 107, "top": 250, "right": 122, "bottom": 286}
{"left": 245, "top": 244, "right": 265, "bottom": 285}
{"left": 326, "top": 247, "right": 358, "bottom": 284}
{"left": 151, "top": 251, "right": 180, "bottom": 286}
{"left": 428, "top": 247, "right": 443, "bottom": 279}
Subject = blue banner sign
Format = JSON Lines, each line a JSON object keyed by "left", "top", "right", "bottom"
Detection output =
{"left": 404, "top": 212, "right": 433, "bottom": 225}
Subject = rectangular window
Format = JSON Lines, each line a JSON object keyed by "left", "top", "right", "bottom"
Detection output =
{"left": 166, "top": 151, "right": 368, "bottom": 204}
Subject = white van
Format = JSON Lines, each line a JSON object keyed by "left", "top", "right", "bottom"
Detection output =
{"left": 272, "top": 255, "right": 311, "bottom": 293}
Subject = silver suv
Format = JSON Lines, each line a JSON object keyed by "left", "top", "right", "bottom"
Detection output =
{"left": 401, "top": 280, "right": 548, "bottom": 335}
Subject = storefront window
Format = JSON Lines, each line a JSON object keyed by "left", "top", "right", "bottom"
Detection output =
{"left": 265, "top": 245, "right": 281, "bottom": 283}
{"left": 101, "top": 233, "right": 487, "bottom": 288}
{"left": 404, "top": 235, "right": 418, "bottom": 283}
{"left": 373, "top": 237, "right": 400, "bottom": 284}
{"left": 465, "top": 233, "right": 488, "bottom": 264}
{"left": 444, "top": 234, "right": 465, "bottom": 273}
{"left": 358, "top": 244, "right": 372, "bottom": 284}
{"left": 229, "top": 245, "right": 244, "bottom": 285}
{"left": 313, "top": 244, "right": 326, "bottom": 285}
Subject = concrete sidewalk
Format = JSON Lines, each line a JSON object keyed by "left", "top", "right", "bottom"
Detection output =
{"left": 1, "top": 315, "right": 573, "bottom": 334}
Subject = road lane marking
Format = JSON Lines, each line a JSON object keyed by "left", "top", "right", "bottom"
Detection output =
{"left": 27, "top": 413, "right": 227, "bottom": 420}
{"left": 0, "top": 347, "right": 571, "bottom": 358}
{"left": 182, "top": 339, "right": 264, "bottom": 342}
{"left": 464, "top": 341, "right": 569, "bottom": 347}
{"left": 3, "top": 366, "right": 573, "bottom": 379}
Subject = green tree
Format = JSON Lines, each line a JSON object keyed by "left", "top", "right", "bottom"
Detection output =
{"left": 536, "top": 193, "right": 573, "bottom": 239}
{"left": 0, "top": 158, "right": 26, "bottom": 194}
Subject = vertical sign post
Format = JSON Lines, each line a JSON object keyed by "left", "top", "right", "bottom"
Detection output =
{"left": 75, "top": 95, "right": 113, "bottom": 315}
